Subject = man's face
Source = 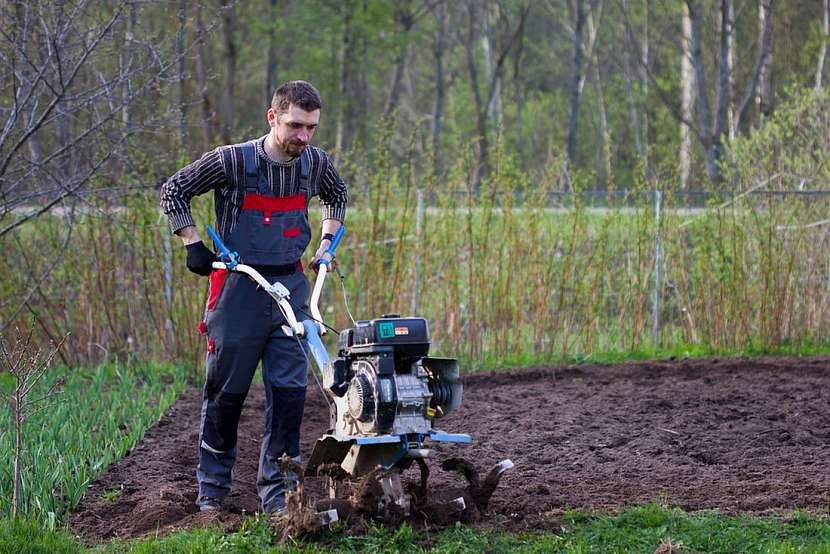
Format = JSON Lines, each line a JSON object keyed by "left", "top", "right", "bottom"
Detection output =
{"left": 268, "top": 104, "right": 320, "bottom": 157}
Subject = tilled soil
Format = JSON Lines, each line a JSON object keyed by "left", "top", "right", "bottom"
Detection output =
{"left": 69, "top": 356, "right": 830, "bottom": 542}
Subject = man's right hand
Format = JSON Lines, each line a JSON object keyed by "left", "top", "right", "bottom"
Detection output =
{"left": 185, "top": 241, "right": 216, "bottom": 276}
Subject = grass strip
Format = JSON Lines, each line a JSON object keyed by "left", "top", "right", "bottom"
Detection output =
{"left": 474, "top": 342, "right": 830, "bottom": 371}
{"left": 0, "top": 363, "right": 188, "bottom": 523}
{"left": 3, "top": 503, "right": 829, "bottom": 553}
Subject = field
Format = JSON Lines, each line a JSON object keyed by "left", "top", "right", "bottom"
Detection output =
{"left": 66, "top": 355, "right": 830, "bottom": 548}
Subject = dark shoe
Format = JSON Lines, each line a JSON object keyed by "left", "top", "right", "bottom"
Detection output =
{"left": 197, "top": 496, "right": 223, "bottom": 512}
{"left": 263, "top": 498, "right": 286, "bottom": 515}
{"left": 268, "top": 505, "right": 289, "bottom": 525}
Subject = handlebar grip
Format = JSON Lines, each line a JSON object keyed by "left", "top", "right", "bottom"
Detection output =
{"left": 320, "top": 226, "right": 345, "bottom": 267}
{"left": 327, "top": 226, "right": 345, "bottom": 254}
{"left": 206, "top": 225, "right": 238, "bottom": 269}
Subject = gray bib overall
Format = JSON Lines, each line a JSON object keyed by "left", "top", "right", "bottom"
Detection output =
{"left": 196, "top": 141, "right": 311, "bottom": 513}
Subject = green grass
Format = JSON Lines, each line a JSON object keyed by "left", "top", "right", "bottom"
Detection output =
{"left": 472, "top": 340, "right": 830, "bottom": 371}
{"left": 2, "top": 504, "right": 830, "bottom": 553}
{"left": 0, "top": 517, "right": 83, "bottom": 554}
{"left": 0, "top": 363, "right": 188, "bottom": 523}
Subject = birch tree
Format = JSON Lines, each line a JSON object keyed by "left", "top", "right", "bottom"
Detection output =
{"left": 817, "top": 0, "right": 829, "bottom": 90}
{"left": 680, "top": 2, "right": 696, "bottom": 188}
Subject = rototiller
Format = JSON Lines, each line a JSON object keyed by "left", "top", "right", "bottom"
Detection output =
{"left": 206, "top": 225, "right": 506, "bottom": 521}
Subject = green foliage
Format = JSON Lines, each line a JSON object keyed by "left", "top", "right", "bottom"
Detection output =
{"left": 0, "top": 517, "right": 82, "bottom": 554}
{"left": 725, "top": 87, "right": 830, "bottom": 188}
{"left": 101, "top": 488, "right": 121, "bottom": 503}
{"left": 0, "top": 363, "right": 188, "bottom": 523}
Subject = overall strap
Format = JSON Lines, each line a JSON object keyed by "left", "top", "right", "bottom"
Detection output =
{"left": 241, "top": 141, "right": 259, "bottom": 192}
{"left": 299, "top": 148, "right": 310, "bottom": 191}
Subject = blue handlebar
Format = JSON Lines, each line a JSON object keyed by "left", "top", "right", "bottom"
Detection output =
{"left": 206, "top": 225, "right": 239, "bottom": 269}
{"left": 320, "top": 226, "right": 345, "bottom": 267}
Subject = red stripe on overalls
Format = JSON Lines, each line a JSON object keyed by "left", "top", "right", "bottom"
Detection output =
{"left": 241, "top": 194, "right": 305, "bottom": 212}
{"left": 241, "top": 194, "right": 305, "bottom": 226}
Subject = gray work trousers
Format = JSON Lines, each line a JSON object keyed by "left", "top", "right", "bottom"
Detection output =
{"left": 196, "top": 269, "right": 308, "bottom": 513}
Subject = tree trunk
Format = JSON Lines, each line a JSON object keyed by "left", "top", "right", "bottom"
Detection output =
{"left": 384, "top": 1, "right": 414, "bottom": 118}
{"left": 640, "top": 0, "right": 651, "bottom": 176}
{"left": 52, "top": 0, "right": 72, "bottom": 176}
{"left": 622, "top": 0, "right": 645, "bottom": 168}
{"left": 266, "top": 0, "right": 279, "bottom": 106}
{"left": 177, "top": 0, "right": 187, "bottom": 147}
{"left": 122, "top": 1, "right": 137, "bottom": 132}
{"left": 512, "top": 10, "right": 526, "bottom": 166}
{"left": 355, "top": 1, "right": 370, "bottom": 146}
{"left": 756, "top": 0, "right": 773, "bottom": 125}
{"left": 464, "top": 0, "right": 487, "bottom": 188}
{"left": 816, "top": 0, "right": 829, "bottom": 90}
{"left": 565, "top": 0, "right": 587, "bottom": 170}
{"left": 726, "top": 0, "right": 736, "bottom": 140}
{"left": 586, "top": 4, "right": 612, "bottom": 189}
{"left": 482, "top": 3, "right": 501, "bottom": 125}
{"left": 196, "top": 3, "right": 216, "bottom": 149}
{"left": 220, "top": 0, "right": 236, "bottom": 144}
{"left": 335, "top": 5, "right": 356, "bottom": 155}
{"left": 687, "top": 0, "right": 718, "bottom": 182}
{"left": 680, "top": 2, "right": 696, "bottom": 189}
{"left": 733, "top": 0, "right": 773, "bottom": 133}
{"left": 713, "top": 0, "right": 731, "bottom": 169}
{"left": 431, "top": 0, "right": 448, "bottom": 176}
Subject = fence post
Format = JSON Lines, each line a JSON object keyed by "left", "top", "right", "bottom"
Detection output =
{"left": 411, "top": 188, "right": 424, "bottom": 314}
{"left": 653, "top": 189, "right": 662, "bottom": 349}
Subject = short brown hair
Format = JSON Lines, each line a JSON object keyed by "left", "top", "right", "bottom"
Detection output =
{"left": 271, "top": 80, "right": 322, "bottom": 114}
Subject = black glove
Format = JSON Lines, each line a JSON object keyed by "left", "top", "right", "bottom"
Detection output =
{"left": 185, "top": 241, "right": 216, "bottom": 276}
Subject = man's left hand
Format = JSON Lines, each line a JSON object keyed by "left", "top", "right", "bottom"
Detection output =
{"left": 310, "top": 240, "right": 334, "bottom": 273}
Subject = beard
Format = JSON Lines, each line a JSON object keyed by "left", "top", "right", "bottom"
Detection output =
{"left": 279, "top": 137, "right": 307, "bottom": 157}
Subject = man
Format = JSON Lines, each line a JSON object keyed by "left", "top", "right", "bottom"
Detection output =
{"left": 159, "top": 80, "right": 347, "bottom": 514}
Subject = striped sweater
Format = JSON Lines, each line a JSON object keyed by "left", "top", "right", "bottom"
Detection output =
{"left": 159, "top": 135, "right": 347, "bottom": 239}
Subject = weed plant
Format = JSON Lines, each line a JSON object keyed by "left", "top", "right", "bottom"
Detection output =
{"left": 0, "top": 363, "right": 187, "bottom": 523}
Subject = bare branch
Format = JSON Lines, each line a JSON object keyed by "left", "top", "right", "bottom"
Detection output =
{"left": 0, "top": 4, "right": 124, "bottom": 179}
{"left": 0, "top": 207, "right": 75, "bottom": 334}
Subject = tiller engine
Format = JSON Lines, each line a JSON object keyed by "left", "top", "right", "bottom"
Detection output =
{"left": 305, "top": 314, "right": 470, "bottom": 515}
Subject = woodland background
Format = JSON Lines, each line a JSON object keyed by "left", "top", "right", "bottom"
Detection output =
{"left": 1, "top": 0, "right": 830, "bottom": 367}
